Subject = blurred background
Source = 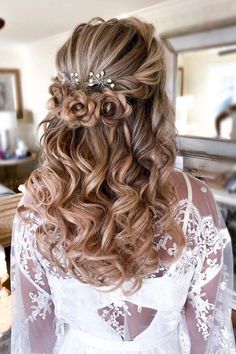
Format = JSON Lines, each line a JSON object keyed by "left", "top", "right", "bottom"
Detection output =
{"left": 0, "top": 0, "right": 236, "bottom": 352}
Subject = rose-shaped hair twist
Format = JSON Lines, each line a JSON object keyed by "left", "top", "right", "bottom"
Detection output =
{"left": 94, "top": 90, "right": 132, "bottom": 127}
{"left": 48, "top": 81, "right": 72, "bottom": 112}
{"left": 60, "top": 90, "right": 97, "bottom": 128}
{"left": 48, "top": 81, "right": 133, "bottom": 129}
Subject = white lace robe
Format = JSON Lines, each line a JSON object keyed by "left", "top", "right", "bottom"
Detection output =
{"left": 10, "top": 171, "right": 236, "bottom": 354}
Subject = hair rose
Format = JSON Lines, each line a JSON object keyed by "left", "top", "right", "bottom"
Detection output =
{"left": 94, "top": 91, "right": 132, "bottom": 127}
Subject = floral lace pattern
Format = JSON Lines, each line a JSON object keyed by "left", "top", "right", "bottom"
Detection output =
{"left": 99, "top": 301, "right": 131, "bottom": 339}
{"left": 10, "top": 172, "right": 236, "bottom": 354}
{"left": 12, "top": 221, "right": 54, "bottom": 324}
{"left": 95, "top": 198, "right": 232, "bottom": 345}
{"left": 28, "top": 291, "right": 52, "bottom": 322}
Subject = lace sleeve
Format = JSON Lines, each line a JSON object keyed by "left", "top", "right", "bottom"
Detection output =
{"left": 184, "top": 179, "right": 235, "bottom": 354}
{"left": 10, "top": 194, "right": 56, "bottom": 354}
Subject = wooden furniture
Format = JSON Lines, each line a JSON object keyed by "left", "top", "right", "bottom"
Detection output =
{"left": 232, "top": 309, "right": 236, "bottom": 328}
{"left": 0, "top": 153, "right": 37, "bottom": 193}
{"left": 0, "top": 193, "right": 22, "bottom": 247}
{"left": 0, "top": 153, "right": 36, "bottom": 167}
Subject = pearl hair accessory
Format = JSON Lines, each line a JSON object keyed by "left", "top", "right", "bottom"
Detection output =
{"left": 88, "top": 70, "right": 115, "bottom": 89}
{"left": 59, "top": 72, "right": 80, "bottom": 87}
{"left": 69, "top": 72, "right": 80, "bottom": 86}
{"left": 59, "top": 70, "right": 115, "bottom": 89}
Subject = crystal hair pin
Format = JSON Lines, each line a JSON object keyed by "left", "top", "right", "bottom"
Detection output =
{"left": 88, "top": 70, "right": 115, "bottom": 89}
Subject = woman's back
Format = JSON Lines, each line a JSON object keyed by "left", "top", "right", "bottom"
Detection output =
{"left": 11, "top": 170, "right": 235, "bottom": 353}
{"left": 10, "top": 17, "right": 235, "bottom": 354}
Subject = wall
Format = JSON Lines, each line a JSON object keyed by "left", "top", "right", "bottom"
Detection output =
{"left": 0, "top": 33, "right": 69, "bottom": 150}
{"left": 0, "top": 47, "right": 31, "bottom": 145}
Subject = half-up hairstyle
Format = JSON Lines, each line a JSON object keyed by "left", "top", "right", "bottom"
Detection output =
{"left": 23, "top": 17, "right": 185, "bottom": 295}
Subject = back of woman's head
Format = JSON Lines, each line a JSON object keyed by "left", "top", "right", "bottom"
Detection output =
{"left": 25, "top": 17, "right": 184, "bottom": 294}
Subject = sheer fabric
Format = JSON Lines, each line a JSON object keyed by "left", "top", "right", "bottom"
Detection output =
{"left": 10, "top": 170, "right": 236, "bottom": 354}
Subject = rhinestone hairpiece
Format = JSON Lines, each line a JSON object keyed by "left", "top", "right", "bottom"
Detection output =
{"left": 88, "top": 70, "right": 115, "bottom": 89}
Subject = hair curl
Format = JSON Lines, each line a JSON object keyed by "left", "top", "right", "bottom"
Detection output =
{"left": 23, "top": 16, "right": 185, "bottom": 295}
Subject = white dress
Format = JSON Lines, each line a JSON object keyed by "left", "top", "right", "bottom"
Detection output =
{"left": 10, "top": 171, "right": 236, "bottom": 354}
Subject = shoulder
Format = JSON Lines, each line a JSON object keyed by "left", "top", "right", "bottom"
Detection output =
{"left": 170, "top": 169, "right": 205, "bottom": 188}
{"left": 181, "top": 173, "right": 222, "bottom": 234}
{"left": 183, "top": 171, "right": 213, "bottom": 197}
{"left": 170, "top": 170, "right": 220, "bottom": 223}
{"left": 170, "top": 169, "right": 213, "bottom": 201}
{"left": 184, "top": 173, "right": 218, "bottom": 213}
{"left": 14, "top": 184, "right": 42, "bottom": 226}
{"left": 12, "top": 187, "right": 43, "bottom": 260}
{"left": 17, "top": 183, "right": 33, "bottom": 206}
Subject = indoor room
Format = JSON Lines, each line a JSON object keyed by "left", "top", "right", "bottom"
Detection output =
{"left": 0, "top": 1, "right": 236, "bottom": 353}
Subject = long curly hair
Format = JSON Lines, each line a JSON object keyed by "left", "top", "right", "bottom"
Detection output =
{"left": 23, "top": 17, "right": 185, "bottom": 294}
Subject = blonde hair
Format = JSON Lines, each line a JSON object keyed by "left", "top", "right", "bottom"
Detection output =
{"left": 23, "top": 17, "right": 184, "bottom": 294}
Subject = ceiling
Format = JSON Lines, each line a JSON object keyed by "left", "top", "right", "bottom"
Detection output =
{"left": 0, "top": 0, "right": 164, "bottom": 46}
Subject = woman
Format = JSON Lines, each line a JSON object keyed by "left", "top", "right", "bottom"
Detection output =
{"left": 11, "top": 17, "right": 235, "bottom": 354}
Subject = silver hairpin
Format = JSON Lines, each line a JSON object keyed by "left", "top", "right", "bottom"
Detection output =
{"left": 88, "top": 70, "right": 115, "bottom": 89}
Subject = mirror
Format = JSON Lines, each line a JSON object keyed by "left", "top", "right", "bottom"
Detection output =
{"left": 161, "top": 20, "right": 236, "bottom": 143}
{"left": 176, "top": 45, "right": 236, "bottom": 140}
